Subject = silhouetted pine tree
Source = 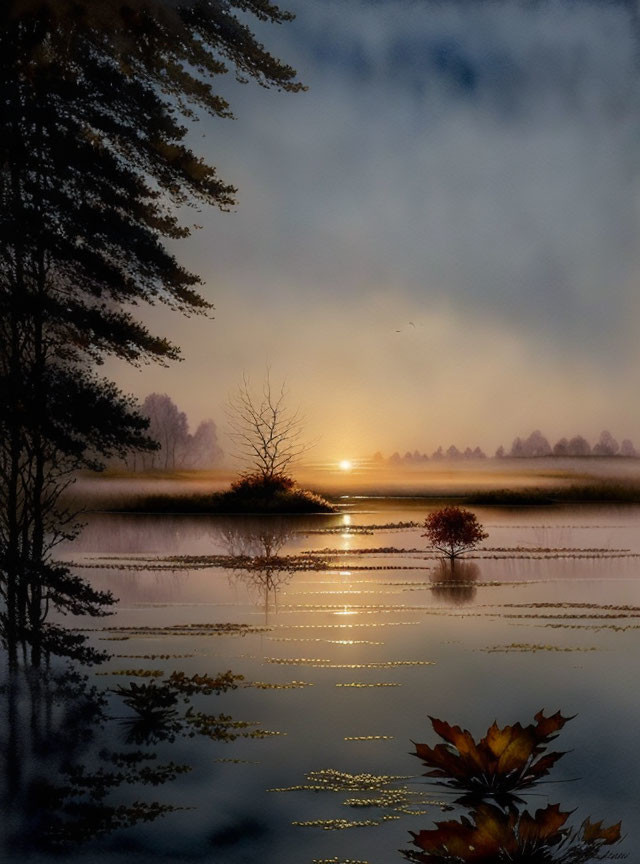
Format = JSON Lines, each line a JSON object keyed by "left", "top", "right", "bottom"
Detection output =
{"left": 0, "top": 0, "right": 302, "bottom": 662}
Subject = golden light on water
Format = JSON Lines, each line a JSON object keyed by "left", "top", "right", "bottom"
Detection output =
{"left": 339, "top": 459, "right": 353, "bottom": 471}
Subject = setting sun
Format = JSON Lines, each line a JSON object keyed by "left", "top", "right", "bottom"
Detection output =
{"left": 339, "top": 459, "right": 353, "bottom": 471}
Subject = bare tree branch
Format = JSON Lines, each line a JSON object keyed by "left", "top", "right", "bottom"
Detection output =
{"left": 225, "top": 369, "right": 311, "bottom": 480}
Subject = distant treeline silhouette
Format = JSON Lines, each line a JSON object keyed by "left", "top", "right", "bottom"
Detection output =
{"left": 374, "top": 429, "right": 637, "bottom": 464}
{"left": 375, "top": 446, "right": 487, "bottom": 465}
{"left": 497, "top": 429, "right": 637, "bottom": 458}
{"left": 118, "top": 394, "right": 223, "bottom": 471}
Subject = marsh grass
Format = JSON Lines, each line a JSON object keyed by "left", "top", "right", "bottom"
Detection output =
{"left": 466, "top": 480, "right": 640, "bottom": 505}
{"left": 99, "top": 474, "right": 336, "bottom": 514}
{"left": 112, "top": 487, "right": 336, "bottom": 514}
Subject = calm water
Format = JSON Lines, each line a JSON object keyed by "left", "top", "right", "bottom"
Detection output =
{"left": 3, "top": 502, "right": 640, "bottom": 862}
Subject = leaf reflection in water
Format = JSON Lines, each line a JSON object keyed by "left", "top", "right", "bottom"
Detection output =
{"left": 404, "top": 709, "right": 623, "bottom": 863}
{"left": 403, "top": 803, "right": 622, "bottom": 863}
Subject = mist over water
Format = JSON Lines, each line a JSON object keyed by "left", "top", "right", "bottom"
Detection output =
{"left": 6, "top": 500, "right": 631, "bottom": 862}
{"left": 71, "top": 457, "right": 640, "bottom": 509}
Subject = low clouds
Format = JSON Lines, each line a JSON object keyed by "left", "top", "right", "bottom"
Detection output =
{"left": 111, "top": 0, "right": 640, "bottom": 455}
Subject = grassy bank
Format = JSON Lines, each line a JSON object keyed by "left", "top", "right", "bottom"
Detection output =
{"left": 71, "top": 463, "right": 640, "bottom": 513}
{"left": 113, "top": 475, "right": 337, "bottom": 515}
{"left": 465, "top": 481, "right": 640, "bottom": 506}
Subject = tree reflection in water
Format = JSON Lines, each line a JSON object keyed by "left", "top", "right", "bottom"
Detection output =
{"left": 218, "top": 521, "right": 297, "bottom": 624}
{"left": 0, "top": 518, "right": 302, "bottom": 854}
{"left": 430, "top": 561, "right": 480, "bottom": 606}
{"left": 403, "top": 710, "right": 623, "bottom": 863}
{"left": 0, "top": 656, "right": 246, "bottom": 853}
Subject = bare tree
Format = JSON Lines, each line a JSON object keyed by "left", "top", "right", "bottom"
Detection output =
{"left": 226, "top": 372, "right": 309, "bottom": 480}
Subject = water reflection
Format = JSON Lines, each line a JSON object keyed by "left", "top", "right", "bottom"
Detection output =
{"left": 0, "top": 657, "right": 247, "bottom": 854}
{"left": 404, "top": 802, "right": 622, "bottom": 863}
{"left": 219, "top": 521, "right": 297, "bottom": 623}
{"left": 403, "top": 710, "right": 623, "bottom": 863}
{"left": 0, "top": 662, "right": 183, "bottom": 852}
{"left": 7, "top": 508, "right": 636, "bottom": 862}
{"left": 430, "top": 561, "right": 480, "bottom": 606}
{"left": 217, "top": 519, "right": 296, "bottom": 559}
{"left": 114, "top": 669, "right": 243, "bottom": 745}
{"left": 66, "top": 512, "right": 330, "bottom": 557}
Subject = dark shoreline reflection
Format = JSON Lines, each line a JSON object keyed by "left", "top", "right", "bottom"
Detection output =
{"left": 0, "top": 660, "right": 186, "bottom": 853}
{"left": 0, "top": 654, "right": 247, "bottom": 855}
{"left": 403, "top": 710, "right": 624, "bottom": 863}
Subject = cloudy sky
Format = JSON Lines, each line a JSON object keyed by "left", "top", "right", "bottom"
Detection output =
{"left": 109, "top": 0, "right": 640, "bottom": 461}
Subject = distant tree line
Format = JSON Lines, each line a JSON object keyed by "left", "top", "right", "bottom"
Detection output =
{"left": 374, "top": 445, "right": 487, "bottom": 465}
{"left": 373, "top": 428, "right": 638, "bottom": 465}
{"left": 495, "top": 429, "right": 637, "bottom": 458}
{"left": 120, "top": 394, "right": 223, "bottom": 472}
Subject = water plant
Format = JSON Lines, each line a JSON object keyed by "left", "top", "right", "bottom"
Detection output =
{"left": 412, "top": 711, "right": 571, "bottom": 797}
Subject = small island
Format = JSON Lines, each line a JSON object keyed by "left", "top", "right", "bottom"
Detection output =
{"left": 126, "top": 472, "right": 336, "bottom": 515}
{"left": 116, "top": 373, "right": 336, "bottom": 514}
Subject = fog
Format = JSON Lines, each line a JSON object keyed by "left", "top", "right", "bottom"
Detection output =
{"left": 73, "top": 457, "right": 640, "bottom": 509}
{"left": 105, "top": 0, "right": 640, "bottom": 460}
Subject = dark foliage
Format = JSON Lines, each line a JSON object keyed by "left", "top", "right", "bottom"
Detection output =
{"left": 219, "top": 473, "right": 335, "bottom": 512}
{"left": 1, "top": 660, "right": 251, "bottom": 852}
{"left": 123, "top": 475, "right": 336, "bottom": 514}
{"left": 232, "top": 472, "right": 297, "bottom": 495}
{"left": 466, "top": 482, "right": 640, "bottom": 505}
{"left": 0, "top": 0, "right": 302, "bottom": 660}
{"left": 422, "top": 507, "right": 488, "bottom": 561}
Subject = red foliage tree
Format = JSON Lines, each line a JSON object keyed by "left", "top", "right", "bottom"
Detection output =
{"left": 422, "top": 506, "right": 488, "bottom": 561}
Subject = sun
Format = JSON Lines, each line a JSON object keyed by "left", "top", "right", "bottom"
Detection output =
{"left": 339, "top": 459, "right": 353, "bottom": 472}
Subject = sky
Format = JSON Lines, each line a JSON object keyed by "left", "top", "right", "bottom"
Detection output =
{"left": 108, "top": 0, "right": 640, "bottom": 462}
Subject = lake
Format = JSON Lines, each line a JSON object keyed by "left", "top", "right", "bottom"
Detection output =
{"left": 3, "top": 501, "right": 639, "bottom": 862}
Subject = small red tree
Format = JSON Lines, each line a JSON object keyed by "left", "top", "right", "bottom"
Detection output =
{"left": 422, "top": 507, "right": 488, "bottom": 561}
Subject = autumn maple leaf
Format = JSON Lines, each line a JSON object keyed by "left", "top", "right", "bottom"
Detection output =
{"left": 412, "top": 710, "right": 572, "bottom": 796}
